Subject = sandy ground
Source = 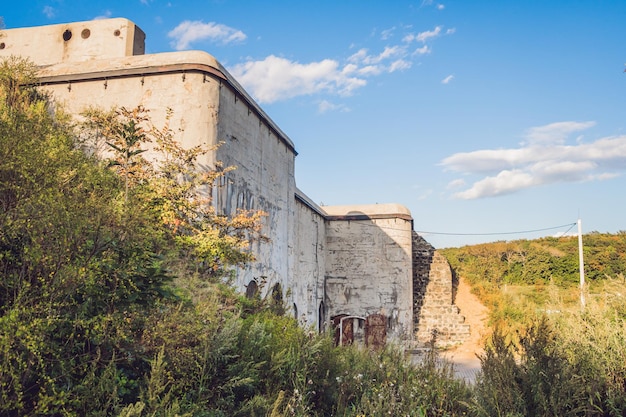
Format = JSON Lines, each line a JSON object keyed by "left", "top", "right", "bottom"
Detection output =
{"left": 442, "top": 277, "right": 490, "bottom": 383}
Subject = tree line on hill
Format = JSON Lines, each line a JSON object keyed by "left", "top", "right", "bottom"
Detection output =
{"left": 442, "top": 232, "right": 626, "bottom": 286}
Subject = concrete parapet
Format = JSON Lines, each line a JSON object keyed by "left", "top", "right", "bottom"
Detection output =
{"left": 0, "top": 18, "right": 145, "bottom": 65}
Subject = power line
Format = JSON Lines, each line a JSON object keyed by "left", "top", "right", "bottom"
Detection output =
{"left": 415, "top": 222, "right": 577, "bottom": 237}
{"left": 555, "top": 222, "right": 577, "bottom": 238}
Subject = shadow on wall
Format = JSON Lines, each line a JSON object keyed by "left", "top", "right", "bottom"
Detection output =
{"left": 412, "top": 232, "right": 434, "bottom": 340}
{"left": 323, "top": 211, "right": 414, "bottom": 344}
{"left": 412, "top": 232, "right": 471, "bottom": 347}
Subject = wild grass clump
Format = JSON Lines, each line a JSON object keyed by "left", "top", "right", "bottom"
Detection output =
{"left": 332, "top": 343, "right": 471, "bottom": 417}
{"left": 471, "top": 310, "right": 626, "bottom": 417}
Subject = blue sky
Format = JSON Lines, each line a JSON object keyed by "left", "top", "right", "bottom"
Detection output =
{"left": 3, "top": 1, "right": 626, "bottom": 248}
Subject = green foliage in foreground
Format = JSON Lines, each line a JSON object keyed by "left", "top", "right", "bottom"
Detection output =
{"left": 473, "top": 309, "right": 626, "bottom": 417}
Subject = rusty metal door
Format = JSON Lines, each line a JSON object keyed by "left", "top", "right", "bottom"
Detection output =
{"left": 332, "top": 315, "right": 354, "bottom": 346}
{"left": 365, "top": 314, "right": 386, "bottom": 350}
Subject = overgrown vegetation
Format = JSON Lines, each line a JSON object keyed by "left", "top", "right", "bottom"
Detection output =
{"left": 442, "top": 234, "right": 626, "bottom": 328}
{"left": 3, "top": 56, "right": 625, "bottom": 416}
{"left": 442, "top": 235, "right": 626, "bottom": 416}
{"left": 443, "top": 233, "right": 626, "bottom": 287}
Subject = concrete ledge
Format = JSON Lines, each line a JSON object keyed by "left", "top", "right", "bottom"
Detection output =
{"left": 322, "top": 203, "right": 413, "bottom": 222}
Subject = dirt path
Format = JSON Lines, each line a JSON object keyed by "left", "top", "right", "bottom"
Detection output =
{"left": 442, "top": 276, "right": 490, "bottom": 382}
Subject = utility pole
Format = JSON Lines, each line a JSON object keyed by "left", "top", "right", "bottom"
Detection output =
{"left": 578, "top": 218, "right": 585, "bottom": 308}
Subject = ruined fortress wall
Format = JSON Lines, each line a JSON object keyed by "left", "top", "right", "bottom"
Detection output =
{"left": 293, "top": 192, "right": 327, "bottom": 327}
{"left": 1, "top": 18, "right": 460, "bottom": 342}
{"left": 413, "top": 233, "right": 470, "bottom": 346}
{"left": 39, "top": 61, "right": 220, "bottom": 163}
{"left": 323, "top": 206, "right": 414, "bottom": 341}
{"left": 213, "top": 76, "right": 297, "bottom": 294}
{"left": 25, "top": 33, "right": 299, "bottom": 300}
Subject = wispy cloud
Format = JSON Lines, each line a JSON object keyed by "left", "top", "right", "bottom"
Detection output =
{"left": 168, "top": 21, "right": 246, "bottom": 50}
{"left": 380, "top": 27, "right": 396, "bottom": 40}
{"left": 403, "top": 26, "right": 443, "bottom": 43}
{"left": 523, "top": 121, "right": 595, "bottom": 146}
{"left": 441, "top": 121, "right": 626, "bottom": 199}
{"left": 230, "top": 24, "right": 453, "bottom": 105}
{"left": 318, "top": 100, "right": 350, "bottom": 114}
{"left": 93, "top": 10, "right": 113, "bottom": 20}
{"left": 441, "top": 74, "right": 454, "bottom": 84}
{"left": 421, "top": 1, "right": 446, "bottom": 10}
{"left": 42, "top": 5, "right": 55, "bottom": 19}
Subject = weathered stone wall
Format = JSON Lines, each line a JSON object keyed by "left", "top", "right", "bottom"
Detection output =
{"left": 0, "top": 18, "right": 144, "bottom": 65}
{"left": 323, "top": 205, "right": 414, "bottom": 341}
{"left": 413, "top": 233, "right": 470, "bottom": 346}
{"left": 31, "top": 41, "right": 298, "bottom": 302}
{"left": 292, "top": 191, "right": 327, "bottom": 328}
{"left": 213, "top": 69, "right": 297, "bottom": 294}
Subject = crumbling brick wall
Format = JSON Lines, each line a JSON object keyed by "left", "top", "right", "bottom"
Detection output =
{"left": 413, "top": 232, "right": 470, "bottom": 346}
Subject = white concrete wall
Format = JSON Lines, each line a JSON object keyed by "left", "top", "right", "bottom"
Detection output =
{"left": 0, "top": 18, "right": 144, "bottom": 65}
{"left": 293, "top": 192, "right": 327, "bottom": 329}
{"left": 323, "top": 205, "right": 414, "bottom": 341}
{"left": 35, "top": 49, "right": 298, "bottom": 301}
{"left": 212, "top": 70, "right": 297, "bottom": 297}
{"left": 39, "top": 59, "right": 220, "bottom": 165}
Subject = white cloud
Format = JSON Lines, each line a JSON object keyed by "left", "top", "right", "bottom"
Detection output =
{"left": 422, "top": 0, "right": 445, "bottom": 10}
{"left": 227, "top": 21, "right": 450, "bottom": 108}
{"left": 523, "top": 121, "right": 595, "bottom": 145}
{"left": 231, "top": 38, "right": 421, "bottom": 104}
{"left": 349, "top": 46, "right": 405, "bottom": 66}
{"left": 441, "top": 121, "right": 626, "bottom": 199}
{"left": 403, "top": 26, "right": 442, "bottom": 43}
{"left": 42, "top": 5, "right": 55, "bottom": 19}
{"left": 389, "top": 59, "right": 412, "bottom": 72}
{"left": 318, "top": 100, "right": 350, "bottom": 114}
{"left": 229, "top": 55, "right": 366, "bottom": 103}
{"left": 453, "top": 170, "right": 538, "bottom": 199}
{"left": 93, "top": 10, "right": 113, "bottom": 20}
{"left": 413, "top": 45, "right": 431, "bottom": 55}
{"left": 168, "top": 20, "right": 246, "bottom": 50}
{"left": 380, "top": 27, "right": 395, "bottom": 40}
{"left": 447, "top": 178, "right": 466, "bottom": 189}
{"left": 358, "top": 65, "right": 384, "bottom": 76}
{"left": 416, "top": 26, "right": 442, "bottom": 42}
{"left": 403, "top": 25, "right": 455, "bottom": 45}
{"left": 441, "top": 74, "right": 454, "bottom": 84}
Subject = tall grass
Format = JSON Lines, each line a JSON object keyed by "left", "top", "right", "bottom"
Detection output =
{"left": 470, "top": 290, "right": 626, "bottom": 417}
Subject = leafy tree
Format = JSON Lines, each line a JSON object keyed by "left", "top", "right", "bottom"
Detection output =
{"left": 0, "top": 57, "right": 266, "bottom": 415}
{"left": 81, "top": 105, "right": 267, "bottom": 279}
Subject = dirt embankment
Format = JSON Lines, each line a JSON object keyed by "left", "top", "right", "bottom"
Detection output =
{"left": 443, "top": 277, "right": 490, "bottom": 381}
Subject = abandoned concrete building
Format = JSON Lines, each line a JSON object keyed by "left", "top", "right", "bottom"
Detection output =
{"left": 0, "top": 18, "right": 470, "bottom": 346}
